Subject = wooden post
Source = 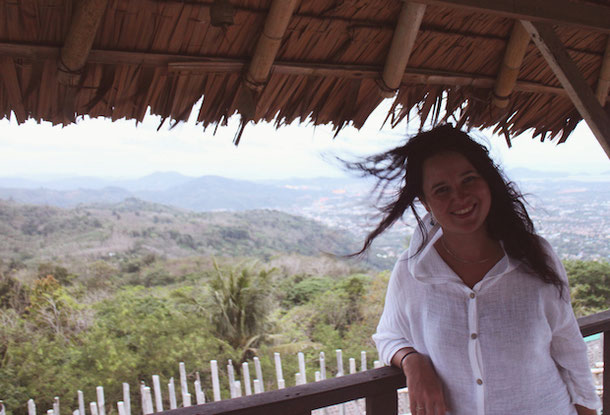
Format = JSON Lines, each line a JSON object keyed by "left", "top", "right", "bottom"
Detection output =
{"left": 596, "top": 36, "right": 610, "bottom": 106}
{"left": 521, "top": 20, "right": 610, "bottom": 157}
{"left": 298, "top": 352, "right": 307, "bottom": 384}
{"left": 122, "top": 383, "right": 131, "bottom": 415}
{"left": 58, "top": 0, "right": 108, "bottom": 86}
{"left": 379, "top": 1, "right": 426, "bottom": 97}
{"left": 168, "top": 378, "right": 177, "bottom": 410}
{"left": 96, "top": 387, "right": 105, "bottom": 415}
{"left": 493, "top": 21, "right": 531, "bottom": 108}
{"left": 210, "top": 361, "right": 221, "bottom": 401}
{"left": 28, "top": 399, "right": 36, "bottom": 415}
{"left": 361, "top": 352, "right": 367, "bottom": 372}
{"left": 152, "top": 375, "right": 163, "bottom": 412}
{"left": 602, "top": 330, "right": 610, "bottom": 415}
{"left": 253, "top": 357, "right": 264, "bottom": 392}
{"left": 244, "top": 0, "right": 300, "bottom": 90}
{"left": 242, "top": 362, "right": 253, "bottom": 396}
{"left": 77, "top": 391, "right": 85, "bottom": 415}
{"left": 366, "top": 390, "right": 398, "bottom": 415}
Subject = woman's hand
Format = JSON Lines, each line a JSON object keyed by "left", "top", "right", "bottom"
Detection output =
{"left": 392, "top": 349, "right": 448, "bottom": 415}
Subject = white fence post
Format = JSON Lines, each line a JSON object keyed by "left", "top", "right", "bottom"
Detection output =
{"left": 210, "top": 360, "right": 221, "bottom": 402}
{"left": 319, "top": 352, "right": 326, "bottom": 380}
{"left": 253, "top": 357, "right": 264, "bottom": 392}
{"left": 28, "top": 399, "right": 37, "bottom": 415}
{"left": 96, "top": 387, "right": 105, "bottom": 415}
{"left": 361, "top": 351, "right": 367, "bottom": 371}
{"left": 227, "top": 361, "right": 237, "bottom": 399}
{"left": 89, "top": 402, "right": 98, "bottom": 415}
{"left": 122, "top": 383, "right": 131, "bottom": 415}
{"left": 168, "top": 378, "right": 177, "bottom": 410}
{"left": 53, "top": 397, "right": 60, "bottom": 415}
{"left": 253, "top": 379, "right": 262, "bottom": 394}
{"left": 152, "top": 375, "right": 163, "bottom": 413}
{"left": 0, "top": 400, "right": 5, "bottom": 415}
{"left": 143, "top": 386, "right": 153, "bottom": 415}
{"left": 117, "top": 402, "right": 126, "bottom": 415}
{"left": 336, "top": 350, "right": 344, "bottom": 377}
{"left": 179, "top": 362, "right": 189, "bottom": 408}
{"left": 349, "top": 358, "right": 356, "bottom": 374}
{"left": 77, "top": 391, "right": 85, "bottom": 415}
{"left": 298, "top": 352, "right": 307, "bottom": 384}
{"left": 242, "top": 362, "right": 252, "bottom": 396}
{"left": 274, "top": 353, "right": 284, "bottom": 389}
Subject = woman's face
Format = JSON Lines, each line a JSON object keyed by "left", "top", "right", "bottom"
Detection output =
{"left": 421, "top": 151, "right": 492, "bottom": 238}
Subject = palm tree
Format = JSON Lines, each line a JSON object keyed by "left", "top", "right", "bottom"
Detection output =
{"left": 209, "top": 262, "right": 274, "bottom": 362}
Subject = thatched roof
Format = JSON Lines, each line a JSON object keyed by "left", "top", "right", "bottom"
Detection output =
{"left": 1, "top": 0, "right": 609, "bottom": 153}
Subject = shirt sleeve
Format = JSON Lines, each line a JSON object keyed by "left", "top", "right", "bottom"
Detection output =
{"left": 542, "top": 242, "right": 602, "bottom": 410}
{"left": 372, "top": 257, "right": 415, "bottom": 365}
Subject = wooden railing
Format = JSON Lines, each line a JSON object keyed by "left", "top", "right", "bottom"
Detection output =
{"left": 160, "top": 309, "right": 610, "bottom": 415}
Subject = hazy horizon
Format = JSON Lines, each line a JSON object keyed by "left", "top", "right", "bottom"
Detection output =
{"left": 1, "top": 100, "right": 608, "bottom": 181}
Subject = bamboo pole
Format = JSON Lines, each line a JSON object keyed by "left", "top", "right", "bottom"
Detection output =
{"left": 244, "top": 0, "right": 300, "bottom": 91}
{"left": 379, "top": 1, "right": 426, "bottom": 98}
{"left": 596, "top": 36, "right": 610, "bottom": 106}
{"left": 493, "top": 21, "right": 531, "bottom": 108}
{"left": 58, "top": 0, "right": 108, "bottom": 86}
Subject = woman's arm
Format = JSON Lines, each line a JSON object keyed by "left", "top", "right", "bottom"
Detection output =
{"left": 575, "top": 404, "right": 597, "bottom": 415}
{"left": 391, "top": 347, "right": 448, "bottom": 415}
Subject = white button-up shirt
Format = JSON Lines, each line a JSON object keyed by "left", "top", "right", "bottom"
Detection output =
{"left": 373, "top": 217, "right": 601, "bottom": 415}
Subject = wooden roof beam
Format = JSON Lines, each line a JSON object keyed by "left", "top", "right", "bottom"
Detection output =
{"left": 379, "top": 1, "right": 426, "bottom": 98}
{"left": 493, "top": 21, "right": 530, "bottom": 109}
{"left": 521, "top": 20, "right": 610, "bottom": 158}
{"left": 416, "top": 0, "right": 610, "bottom": 34}
{"left": 244, "top": 0, "right": 300, "bottom": 91}
{"left": 596, "top": 36, "right": 610, "bottom": 106}
{"left": 58, "top": 0, "right": 108, "bottom": 86}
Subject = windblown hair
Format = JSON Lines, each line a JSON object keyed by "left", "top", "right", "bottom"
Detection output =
{"left": 348, "top": 124, "right": 563, "bottom": 290}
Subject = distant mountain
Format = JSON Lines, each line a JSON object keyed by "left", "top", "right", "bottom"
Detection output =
{"left": 0, "top": 186, "right": 132, "bottom": 208}
{"left": 116, "top": 172, "right": 194, "bottom": 192}
{"left": 0, "top": 198, "right": 369, "bottom": 267}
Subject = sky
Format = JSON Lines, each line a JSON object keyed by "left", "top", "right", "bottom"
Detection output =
{"left": 0, "top": 99, "right": 608, "bottom": 181}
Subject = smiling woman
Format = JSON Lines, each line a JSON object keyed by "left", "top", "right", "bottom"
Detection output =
{"left": 346, "top": 125, "right": 601, "bottom": 415}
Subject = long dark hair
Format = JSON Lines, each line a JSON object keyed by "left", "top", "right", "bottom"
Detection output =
{"left": 347, "top": 124, "right": 563, "bottom": 290}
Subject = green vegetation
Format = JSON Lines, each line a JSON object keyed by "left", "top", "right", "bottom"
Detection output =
{"left": 0, "top": 200, "right": 607, "bottom": 415}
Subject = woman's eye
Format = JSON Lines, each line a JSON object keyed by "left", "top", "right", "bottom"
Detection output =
{"left": 463, "top": 175, "right": 477, "bottom": 184}
{"left": 434, "top": 186, "right": 449, "bottom": 195}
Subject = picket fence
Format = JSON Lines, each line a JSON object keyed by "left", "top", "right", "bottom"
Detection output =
{"left": 1, "top": 350, "right": 413, "bottom": 415}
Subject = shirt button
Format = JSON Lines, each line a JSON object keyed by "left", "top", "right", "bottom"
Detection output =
{"left": 477, "top": 379, "right": 483, "bottom": 385}
{"left": 469, "top": 293, "right": 476, "bottom": 299}
{"left": 471, "top": 333, "right": 478, "bottom": 339}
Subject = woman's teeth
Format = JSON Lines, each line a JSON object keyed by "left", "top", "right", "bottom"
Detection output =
{"left": 453, "top": 205, "right": 474, "bottom": 215}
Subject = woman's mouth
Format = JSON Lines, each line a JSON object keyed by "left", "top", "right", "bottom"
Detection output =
{"left": 452, "top": 204, "right": 475, "bottom": 216}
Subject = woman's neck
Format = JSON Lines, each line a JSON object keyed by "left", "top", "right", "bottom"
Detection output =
{"left": 440, "top": 230, "right": 501, "bottom": 263}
